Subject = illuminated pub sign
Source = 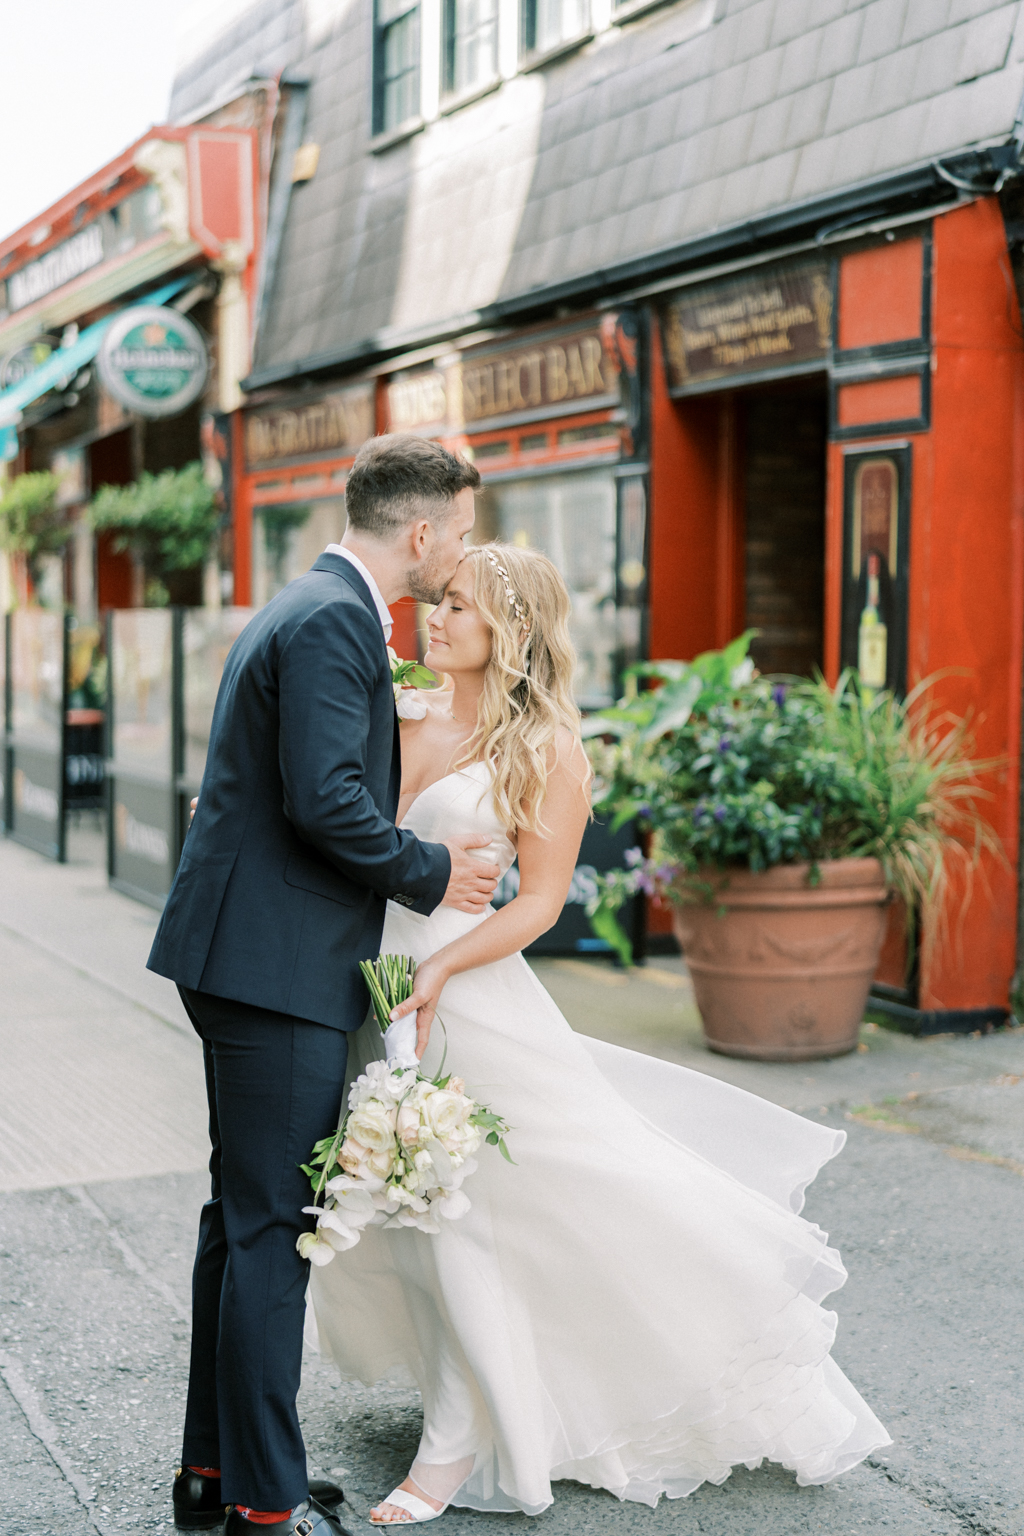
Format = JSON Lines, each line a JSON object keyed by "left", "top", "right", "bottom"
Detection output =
{"left": 387, "top": 317, "right": 622, "bottom": 433}
{"left": 660, "top": 260, "right": 833, "bottom": 392}
{"left": 244, "top": 382, "right": 375, "bottom": 467}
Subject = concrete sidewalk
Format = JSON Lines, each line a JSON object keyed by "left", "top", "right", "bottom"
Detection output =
{"left": 2, "top": 832, "right": 1023, "bottom": 1535}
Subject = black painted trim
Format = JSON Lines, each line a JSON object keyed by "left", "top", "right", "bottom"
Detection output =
{"left": 829, "top": 358, "right": 930, "bottom": 440}
{"left": 832, "top": 224, "right": 933, "bottom": 370}
{"left": 868, "top": 994, "right": 1010, "bottom": 1035}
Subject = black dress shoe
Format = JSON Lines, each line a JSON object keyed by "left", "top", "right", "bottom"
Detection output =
{"left": 307, "top": 1480, "right": 345, "bottom": 1509}
{"left": 225, "top": 1497, "right": 356, "bottom": 1536}
{"left": 173, "top": 1466, "right": 227, "bottom": 1529}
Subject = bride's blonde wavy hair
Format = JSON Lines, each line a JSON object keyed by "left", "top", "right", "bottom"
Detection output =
{"left": 451, "top": 543, "right": 589, "bottom": 833}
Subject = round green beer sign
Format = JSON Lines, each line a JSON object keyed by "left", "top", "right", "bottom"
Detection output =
{"left": 97, "top": 304, "right": 208, "bottom": 418}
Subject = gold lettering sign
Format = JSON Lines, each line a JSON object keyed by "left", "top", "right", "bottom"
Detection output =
{"left": 244, "top": 384, "right": 375, "bottom": 468}
{"left": 386, "top": 325, "right": 619, "bottom": 432}
{"left": 661, "top": 263, "right": 832, "bottom": 391}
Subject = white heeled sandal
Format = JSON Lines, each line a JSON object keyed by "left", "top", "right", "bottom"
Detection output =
{"left": 369, "top": 1483, "right": 451, "bottom": 1525}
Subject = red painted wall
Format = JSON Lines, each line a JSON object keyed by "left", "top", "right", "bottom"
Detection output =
{"left": 827, "top": 199, "right": 1024, "bottom": 1011}
{"left": 648, "top": 322, "right": 739, "bottom": 661}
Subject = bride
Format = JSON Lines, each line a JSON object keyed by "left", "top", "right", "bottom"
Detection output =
{"left": 308, "top": 542, "right": 891, "bottom": 1525}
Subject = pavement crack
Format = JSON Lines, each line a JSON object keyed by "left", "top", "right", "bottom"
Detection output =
{"left": 68, "top": 1185, "right": 190, "bottom": 1323}
{"left": 868, "top": 1458, "right": 1012, "bottom": 1536}
{"left": 0, "top": 1350, "right": 114, "bottom": 1536}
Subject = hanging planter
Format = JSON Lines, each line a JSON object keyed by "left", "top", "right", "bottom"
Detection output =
{"left": 585, "top": 635, "right": 1000, "bottom": 1060}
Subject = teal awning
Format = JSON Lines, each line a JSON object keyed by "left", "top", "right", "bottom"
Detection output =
{"left": 0, "top": 274, "right": 194, "bottom": 460}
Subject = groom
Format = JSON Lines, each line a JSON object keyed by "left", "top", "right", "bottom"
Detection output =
{"left": 148, "top": 435, "right": 498, "bottom": 1534}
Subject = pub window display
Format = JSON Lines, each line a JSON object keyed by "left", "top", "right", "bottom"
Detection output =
{"left": 471, "top": 469, "right": 618, "bottom": 710}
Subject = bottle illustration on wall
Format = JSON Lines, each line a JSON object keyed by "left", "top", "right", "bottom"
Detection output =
{"left": 858, "top": 550, "right": 888, "bottom": 692}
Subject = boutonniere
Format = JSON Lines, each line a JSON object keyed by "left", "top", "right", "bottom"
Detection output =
{"left": 388, "top": 647, "right": 437, "bottom": 719}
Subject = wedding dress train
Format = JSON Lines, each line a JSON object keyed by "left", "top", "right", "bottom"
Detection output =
{"left": 308, "top": 761, "right": 890, "bottom": 1514}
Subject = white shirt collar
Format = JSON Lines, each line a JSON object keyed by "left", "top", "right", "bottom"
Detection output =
{"left": 324, "top": 544, "right": 393, "bottom": 641}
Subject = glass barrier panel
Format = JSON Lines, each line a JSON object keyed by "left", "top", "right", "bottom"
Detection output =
{"left": 474, "top": 468, "right": 618, "bottom": 709}
{"left": 10, "top": 609, "right": 64, "bottom": 748}
{"left": 110, "top": 609, "right": 173, "bottom": 778}
{"left": 183, "top": 608, "right": 255, "bottom": 783}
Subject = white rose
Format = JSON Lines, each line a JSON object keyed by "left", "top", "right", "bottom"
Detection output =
{"left": 347, "top": 1101, "right": 397, "bottom": 1153}
{"left": 366, "top": 1148, "right": 395, "bottom": 1179}
{"left": 424, "top": 1091, "right": 469, "bottom": 1139}
{"left": 338, "top": 1138, "right": 370, "bottom": 1174}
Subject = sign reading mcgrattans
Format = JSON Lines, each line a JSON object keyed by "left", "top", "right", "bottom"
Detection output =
{"left": 244, "top": 382, "right": 375, "bottom": 467}
{"left": 661, "top": 261, "right": 832, "bottom": 392}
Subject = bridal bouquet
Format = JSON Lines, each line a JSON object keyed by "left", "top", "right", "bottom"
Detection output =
{"left": 298, "top": 955, "right": 512, "bottom": 1265}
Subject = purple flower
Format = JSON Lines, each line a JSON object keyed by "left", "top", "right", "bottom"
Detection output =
{"left": 713, "top": 804, "right": 726, "bottom": 822}
{"left": 624, "top": 846, "right": 643, "bottom": 868}
{"left": 772, "top": 684, "right": 787, "bottom": 708}
{"left": 635, "top": 870, "right": 656, "bottom": 896}
{"left": 717, "top": 736, "right": 731, "bottom": 753}
{"left": 636, "top": 802, "right": 652, "bottom": 820}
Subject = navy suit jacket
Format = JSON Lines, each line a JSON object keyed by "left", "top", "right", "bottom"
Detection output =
{"left": 147, "top": 553, "right": 451, "bottom": 1029}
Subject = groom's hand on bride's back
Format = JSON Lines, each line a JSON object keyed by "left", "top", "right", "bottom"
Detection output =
{"left": 441, "top": 834, "right": 501, "bottom": 913}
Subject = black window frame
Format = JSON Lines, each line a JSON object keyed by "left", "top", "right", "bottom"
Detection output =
{"left": 373, "top": 0, "right": 422, "bottom": 136}
{"left": 442, "top": 0, "right": 500, "bottom": 99}
{"left": 520, "top": 0, "right": 589, "bottom": 56}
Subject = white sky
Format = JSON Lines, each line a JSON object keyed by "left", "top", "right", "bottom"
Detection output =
{"left": 0, "top": 0, "right": 257, "bottom": 243}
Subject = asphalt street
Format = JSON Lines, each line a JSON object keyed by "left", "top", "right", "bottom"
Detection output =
{"left": 1, "top": 828, "right": 1022, "bottom": 1536}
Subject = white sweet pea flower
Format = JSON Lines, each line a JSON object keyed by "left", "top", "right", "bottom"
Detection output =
{"left": 297, "top": 1229, "right": 340, "bottom": 1266}
{"left": 730, "top": 657, "right": 755, "bottom": 688}
{"left": 435, "top": 1188, "right": 471, "bottom": 1221}
{"left": 354, "top": 1061, "right": 407, "bottom": 1105}
{"left": 423, "top": 1137, "right": 454, "bottom": 1187}
{"left": 395, "top": 689, "right": 428, "bottom": 720}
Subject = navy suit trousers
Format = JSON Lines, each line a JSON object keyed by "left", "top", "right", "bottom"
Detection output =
{"left": 178, "top": 987, "right": 349, "bottom": 1510}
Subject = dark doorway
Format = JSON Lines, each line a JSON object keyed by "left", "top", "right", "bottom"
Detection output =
{"left": 90, "top": 429, "right": 135, "bottom": 609}
{"left": 743, "top": 380, "right": 827, "bottom": 677}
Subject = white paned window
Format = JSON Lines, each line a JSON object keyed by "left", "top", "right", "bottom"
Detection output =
{"left": 375, "top": 0, "right": 421, "bottom": 133}
{"left": 521, "top": 0, "right": 588, "bottom": 54}
{"left": 442, "top": 0, "right": 499, "bottom": 97}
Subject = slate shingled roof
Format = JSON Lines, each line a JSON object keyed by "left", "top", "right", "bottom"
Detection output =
{"left": 170, "top": 0, "right": 1024, "bottom": 383}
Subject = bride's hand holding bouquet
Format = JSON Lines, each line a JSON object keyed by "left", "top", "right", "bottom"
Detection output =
{"left": 297, "top": 954, "right": 512, "bottom": 1266}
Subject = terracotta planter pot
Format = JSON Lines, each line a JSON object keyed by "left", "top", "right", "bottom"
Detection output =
{"left": 671, "top": 858, "right": 889, "bottom": 1062}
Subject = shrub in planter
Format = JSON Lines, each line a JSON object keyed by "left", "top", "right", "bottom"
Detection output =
{"left": 586, "top": 637, "right": 999, "bottom": 1058}
{"left": 0, "top": 471, "right": 73, "bottom": 600}
{"left": 88, "top": 462, "right": 218, "bottom": 607}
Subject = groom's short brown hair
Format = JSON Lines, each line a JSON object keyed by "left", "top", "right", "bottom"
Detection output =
{"left": 345, "top": 433, "right": 480, "bottom": 538}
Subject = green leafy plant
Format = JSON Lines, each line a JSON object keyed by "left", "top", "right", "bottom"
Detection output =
{"left": 0, "top": 471, "right": 73, "bottom": 590}
{"left": 88, "top": 462, "right": 218, "bottom": 600}
{"left": 586, "top": 636, "right": 1001, "bottom": 964}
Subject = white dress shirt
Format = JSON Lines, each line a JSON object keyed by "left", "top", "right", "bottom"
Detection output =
{"left": 324, "top": 544, "right": 393, "bottom": 642}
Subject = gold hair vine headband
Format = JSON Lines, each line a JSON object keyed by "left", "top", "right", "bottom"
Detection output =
{"left": 479, "top": 549, "right": 530, "bottom": 632}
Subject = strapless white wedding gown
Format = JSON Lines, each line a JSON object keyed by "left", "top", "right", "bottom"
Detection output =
{"left": 308, "top": 761, "right": 890, "bottom": 1514}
